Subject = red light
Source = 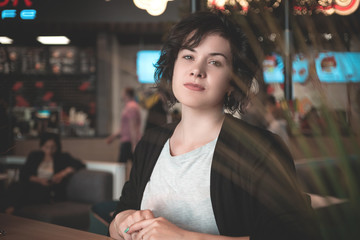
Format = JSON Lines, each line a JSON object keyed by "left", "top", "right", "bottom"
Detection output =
{"left": 0, "top": 0, "right": 33, "bottom": 7}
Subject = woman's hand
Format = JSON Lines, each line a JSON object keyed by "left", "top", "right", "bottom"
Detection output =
{"left": 106, "top": 135, "right": 115, "bottom": 144}
{"left": 106, "top": 132, "right": 121, "bottom": 145}
{"left": 127, "top": 217, "right": 188, "bottom": 240}
{"left": 109, "top": 209, "right": 155, "bottom": 240}
{"left": 51, "top": 172, "right": 66, "bottom": 184}
{"left": 51, "top": 167, "right": 74, "bottom": 184}
{"left": 38, "top": 178, "right": 51, "bottom": 186}
{"left": 30, "top": 176, "right": 50, "bottom": 186}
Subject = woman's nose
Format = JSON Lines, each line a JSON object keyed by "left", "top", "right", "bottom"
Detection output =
{"left": 190, "top": 65, "right": 206, "bottom": 78}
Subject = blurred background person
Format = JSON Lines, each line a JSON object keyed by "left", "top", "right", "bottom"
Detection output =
{"left": 1, "top": 132, "right": 85, "bottom": 214}
{"left": 300, "top": 106, "right": 326, "bottom": 136}
{"left": 264, "top": 95, "right": 290, "bottom": 145}
{"left": 106, "top": 87, "right": 141, "bottom": 181}
{"left": 143, "top": 88, "right": 168, "bottom": 132}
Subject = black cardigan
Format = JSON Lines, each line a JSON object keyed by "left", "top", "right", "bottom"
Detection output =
{"left": 114, "top": 114, "right": 319, "bottom": 239}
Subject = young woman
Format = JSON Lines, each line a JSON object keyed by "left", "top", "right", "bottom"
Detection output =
{"left": 109, "top": 11, "right": 318, "bottom": 240}
{"left": 2, "top": 132, "right": 85, "bottom": 213}
{"left": 20, "top": 132, "right": 85, "bottom": 202}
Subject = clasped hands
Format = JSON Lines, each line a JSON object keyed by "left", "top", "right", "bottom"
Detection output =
{"left": 32, "top": 168, "right": 72, "bottom": 186}
{"left": 113, "top": 209, "right": 188, "bottom": 240}
{"left": 34, "top": 173, "right": 64, "bottom": 186}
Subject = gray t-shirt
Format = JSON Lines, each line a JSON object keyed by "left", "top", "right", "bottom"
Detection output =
{"left": 141, "top": 138, "right": 219, "bottom": 235}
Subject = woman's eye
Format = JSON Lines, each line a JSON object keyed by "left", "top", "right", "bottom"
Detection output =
{"left": 183, "top": 55, "right": 193, "bottom": 60}
{"left": 209, "top": 60, "right": 221, "bottom": 67}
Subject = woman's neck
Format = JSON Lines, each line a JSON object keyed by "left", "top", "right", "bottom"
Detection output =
{"left": 170, "top": 107, "right": 225, "bottom": 156}
{"left": 43, "top": 154, "right": 54, "bottom": 162}
{"left": 182, "top": 107, "right": 224, "bottom": 132}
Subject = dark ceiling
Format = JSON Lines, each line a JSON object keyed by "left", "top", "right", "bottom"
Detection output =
{"left": 1, "top": 0, "right": 360, "bottom": 50}
{"left": 0, "top": 21, "right": 171, "bottom": 46}
{"left": 0, "top": 0, "right": 186, "bottom": 46}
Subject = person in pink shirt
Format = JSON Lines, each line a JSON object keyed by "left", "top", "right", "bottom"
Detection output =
{"left": 107, "top": 87, "right": 141, "bottom": 180}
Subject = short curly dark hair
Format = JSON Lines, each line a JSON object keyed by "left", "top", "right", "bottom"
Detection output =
{"left": 39, "top": 132, "right": 61, "bottom": 153}
{"left": 155, "top": 11, "right": 259, "bottom": 115}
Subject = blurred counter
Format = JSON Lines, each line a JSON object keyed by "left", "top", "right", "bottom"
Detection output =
{"left": 12, "top": 137, "right": 119, "bottom": 163}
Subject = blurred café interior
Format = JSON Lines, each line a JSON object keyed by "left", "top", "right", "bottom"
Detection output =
{"left": 0, "top": 0, "right": 360, "bottom": 238}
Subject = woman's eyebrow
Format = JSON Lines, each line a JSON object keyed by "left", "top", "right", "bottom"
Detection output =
{"left": 180, "top": 47, "right": 229, "bottom": 60}
{"left": 180, "top": 46, "right": 195, "bottom": 52}
{"left": 209, "top": 52, "right": 228, "bottom": 60}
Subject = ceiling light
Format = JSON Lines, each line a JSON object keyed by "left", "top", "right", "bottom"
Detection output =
{"left": 133, "top": 0, "right": 172, "bottom": 16}
{"left": 37, "top": 36, "right": 70, "bottom": 45}
{"left": 323, "top": 33, "right": 332, "bottom": 40}
{"left": 0, "top": 36, "right": 13, "bottom": 44}
{"left": 269, "top": 33, "right": 277, "bottom": 42}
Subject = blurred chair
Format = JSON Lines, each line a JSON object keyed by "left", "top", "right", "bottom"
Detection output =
{"left": 89, "top": 200, "right": 119, "bottom": 235}
{"left": 15, "top": 169, "right": 113, "bottom": 230}
{"left": 295, "top": 155, "right": 360, "bottom": 240}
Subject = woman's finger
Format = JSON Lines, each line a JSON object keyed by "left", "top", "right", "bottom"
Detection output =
{"left": 127, "top": 218, "right": 154, "bottom": 234}
{"left": 140, "top": 209, "right": 155, "bottom": 219}
{"left": 121, "top": 210, "right": 155, "bottom": 239}
{"left": 122, "top": 227, "right": 132, "bottom": 240}
{"left": 113, "top": 211, "right": 134, "bottom": 240}
{"left": 125, "top": 209, "right": 154, "bottom": 228}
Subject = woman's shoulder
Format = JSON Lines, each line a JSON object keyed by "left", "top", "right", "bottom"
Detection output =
{"left": 222, "top": 114, "right": 288, "bottom": 157}
{"left": 54, "top": 152, "right": 85, "bottom": 167}
{"left": 220, "top": 115, "right": 294, "bottom": 174}
{"left": 55, "top": 152, "right": 79, "bottom": 161}
{"left": 223, "top": 114, "right": 274, "bottom": 140}
{"left": 25, "top": 151, "right": 44, "bottom": 165}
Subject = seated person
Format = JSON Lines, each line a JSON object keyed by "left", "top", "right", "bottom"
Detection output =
{"left": 2, "top": 132, "right": 85, "bottom": 214}
{"left": 264, "top": 94, "right": 290, "bottom": 144}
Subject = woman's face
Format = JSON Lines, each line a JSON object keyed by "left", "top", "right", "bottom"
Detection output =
{"left": 172, "top": 33, "right": 233, "bottom": 111}
{"left": 41, "top": 139, "right": 57, "bottom": 156}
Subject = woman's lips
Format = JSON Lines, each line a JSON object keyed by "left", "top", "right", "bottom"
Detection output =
{"left": 184, "top": 83, "right": 205, "bottom": 91}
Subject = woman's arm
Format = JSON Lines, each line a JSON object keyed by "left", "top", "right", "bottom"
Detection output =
{"left": 66, "top": 154, "right": 85, "bottom": 170}
{"left": 106, "top": 129, "right": 122, "bottom": 144}
{"left": 52, "top": 153, "right": 85, "bottom": 183}
{"left": 19, "top": 151, "right": 42, "bottom": 183}
{"left": 51, "top": 166, "right": 75, "bottom": 183}
{"left": 251, "top": 134, "right": 319, "bottom": 240}
{"left": 58, "top": 153, "right": 85, "bottom": 171}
